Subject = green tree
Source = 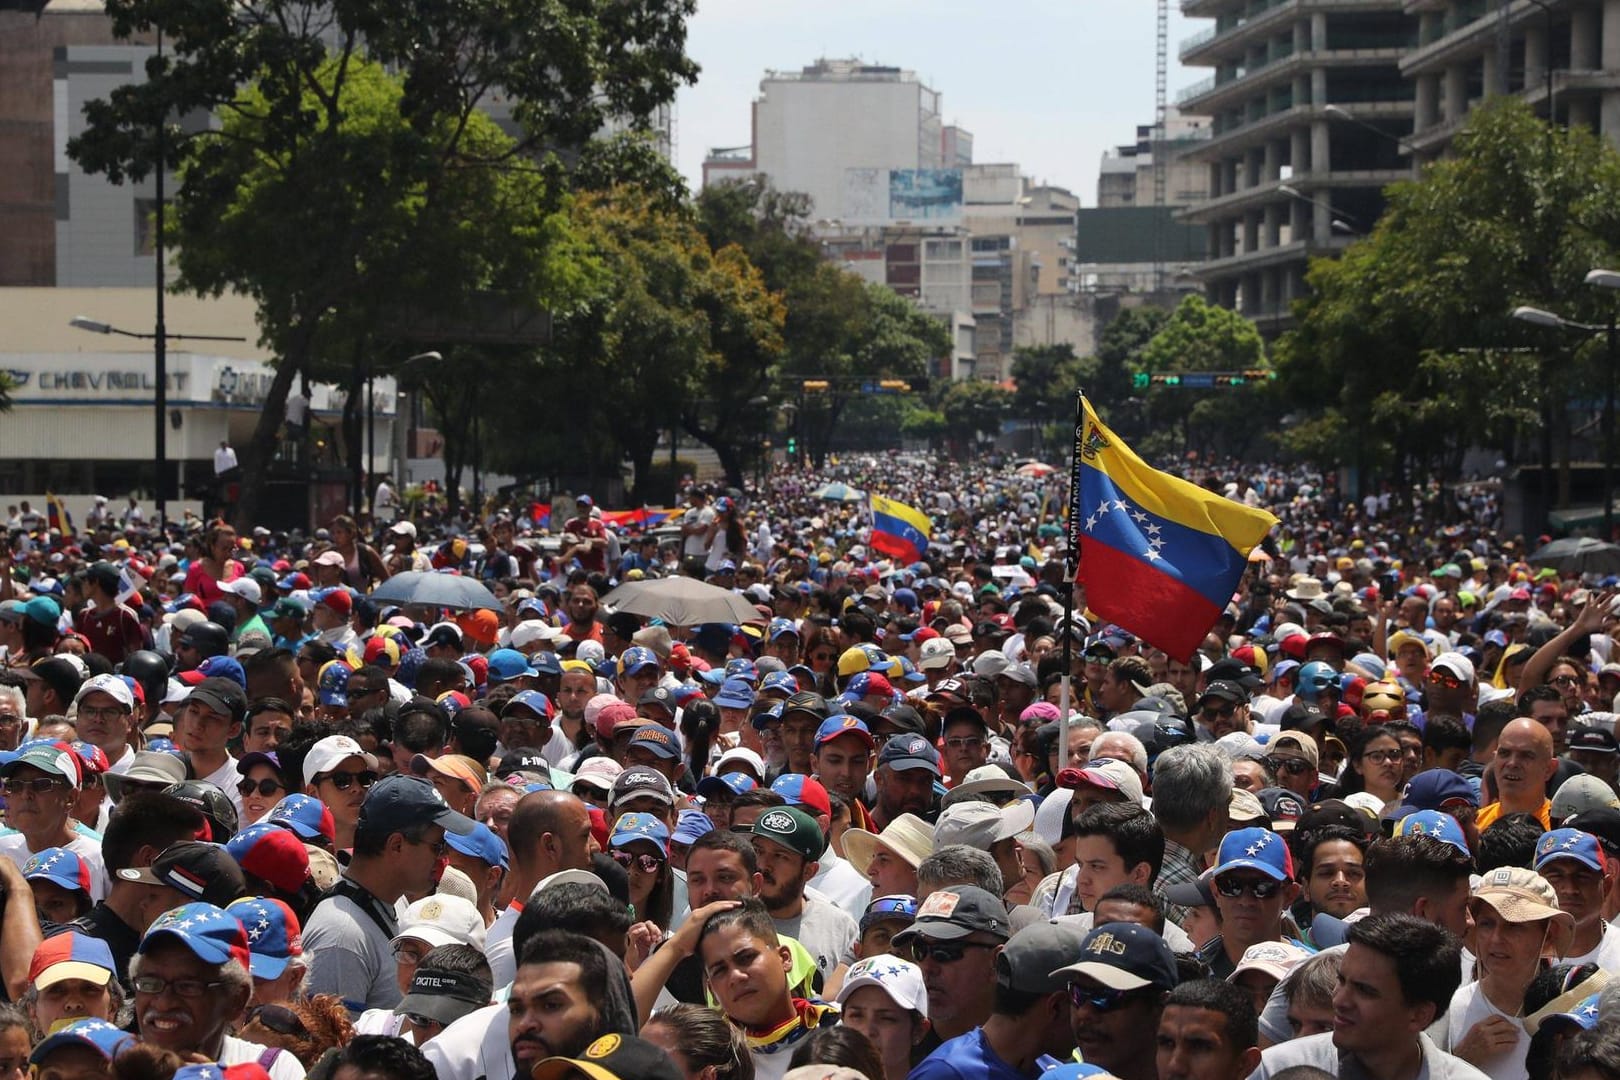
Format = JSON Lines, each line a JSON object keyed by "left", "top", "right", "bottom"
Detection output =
{"left": 1276, "top": 99, "right": 1620, "bottom": 509}
{"left": 70, "top": 0, "right": 696, "bottom": 526}
{"left": 939, "top": 380, "right": 1013, "bottom": 455}
{"left": 1136, "top": 294, "right": 1268, "bottom": 456}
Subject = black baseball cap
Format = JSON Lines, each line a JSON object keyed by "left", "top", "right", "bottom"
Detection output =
{"left": 17, "top": 657, "right": 86, "bottom": 706}
{"left": 877, "top": 703, "right": 927, "bottom": 737}
{"left": 117, "top": 840, "right": 248, "bottom": 907}
{"left": 638, "top": 686, "right": 677, "bottom": 716}
{"left": 1570, "top": 727, "right": 1618, "bottom": 754}
{"left": 495, "top": 748, "right": 549, "bottom": 779}
{"left": 356, "top": 774, "right": 476, "bottom": 839}
{"left": 1197, "top": 680, "right": 1248, "bottom": 707}
{"left": 187, "top": 677, "right": 248, "bottom": 726}
{"left": 531, "top": 1034, "right": 682, "bottom": 1080}
{"left": 396, "top": 963, "right": 494, "bottom": 1027}
{"left": 878, "top": 734, "right": 941, "bottom": 776}
{"left": 1293, "top": 798, "right": 1376, "bottom": 837}
{"left": 1565, "top": 808, "right": 1620, "bottom": 855}
{"left": 1280, "top": 702, "right": 1327, "bottom": 732}
{"left": 782, "top": 691, "right": 829, "bottom": 720}
{"left": 1051, "top": 921, "right": 1178, "bottom": 991}
{"left": 892, "top": 885, "right": 1010, "bottom": 944}
{"left": 423, "top": 625, "right": 462, "bottom": 650}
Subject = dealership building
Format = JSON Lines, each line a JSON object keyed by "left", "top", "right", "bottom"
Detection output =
{"left": 0, "top": 287, "right": 398, "bottom": 526}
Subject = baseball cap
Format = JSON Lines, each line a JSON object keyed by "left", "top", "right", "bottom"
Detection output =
{"left": 1210, "top": 827, "right": 1294, "bottom": 882}
{"left": 1390, "top": 770, "right": 1478, "bottom": 820}
{"left": 226, "top": 823, "right": 311, "bottom": 896}
{"left": 116, "top": 841, "right": 248, "bottom": 907}
{"left": 355, "top": 774, "right": 476, "bottom": 839}
{"left": 835, "top": 954, "right": 928, "bottom": 1014}
{"left": 267, "top": 794, "right": 336, "bottom": 844}
{"left": 815, "top": 714, "right": 875, "bottom": 751}
{"left": 72, "top": 673, "right": 135, "bottom": 713}
{"left": 23, "top": 847, "right": 95, "bottom": 897}
{"left": 138, "top": 901, "right": 252, "bottom": 969}
{"left": 1050, "top": 921, "right": 1178, "bottom": 991}
{"left": 892, "top": 886, "right": 1010, "bottom": 944}
{"left": 713, "top": 747, "right": 766, "bottom": 778}
{"left": 714, "top": 679, "right": 757, "bottom": 710}
{"left": 996, "top": 921, "right": 1089, "bottom": 994}
{"left": 530, "top": 1034, "right": 683, "bottom": 1080}
{"left": 0, "top": 741, "right": 81, "bottom": 785}
{"left": 1292, "top": 798, "right": 1376, "bottom": 837}
{"left": 782, "top": 690, "right": 830, "bottom": 720}
{"left": 446, "top": 821, "right": 510, "bottom": 870}
{"left": 569, "top": 757, "right": 624, "bottom": 796}
{"left": 695, "top": 772, "right": 756, "bottom": 801}
{"left": 412, "top": 753, "right": 488, "bottom": 794}
{"left": 1198, "top": 680, "right": 1249, "bottom": 707}
{"left": 1471, "top": 867, "right": 1574, "bottom": 928}
{"left": 1228, "top": 940, "right": 1311, "bottom": 984}
{"left": 186, "top": 676, "right": 248, "bottom": 726}
{"left": 671, "top": 810, "right": 716, "bottom": 847}
{"left": 770, "top": 775, "right": 832, "bottom": 819}
{"left": 28, "top": 933, "right": 115, "bottom": 990}
{"left": 878, "top": 735, "right": 942, "bottom": 776}
{"left": 1256, "top": 788, "right": 1306, "bottom": 831}
{"left": 617, "top": 647, "right": 660, "bottom": 676}
{"left": 302, "top": 735, "right": 378, "bottom": 786}
{"left": 1535, "top": 828, "right": 1607, "bottom": 874}
{"left": 1268, "top": 731, "right": 1319, "bottom": 769}
{"left": 751, "top": 806, "right": 825, "bottom": 862}
{"left": 1569, "top": 727, "right": 1619, "bottom": 755}
{"left": 1059, "top": 758, "right": 1144, "bottom": 806}
{"left": 225, "top": 897, "right": 303, "bottom": 979}
{"left": 397, "top": 961, "right": 495, "bottom": 1029}
{"left": 28, "top": 1020, "right": 132, "bottom": 1067}
{"left": 1391, "top": 809, "right": 1472, "bottom": 856}
{"left": 917, "top": 638, "right": 956, "bottom": 670}
{"left": 934, "top": 800, "right": 1035, "bottom": 850}
{"left": 625, "top": 724, "right": 681, "bottom": 761}
{"left": 1554, "top": 775, "right": 1620, "bottom": 821}
{"left": 393, "top": 894, "right": 487, "bottom": 951}
{"left": 611, "top": 768, "right": 676, "bottom": 808}
{"left": 859, "top": 895, "right": 920, "bottom": 934}
{"left": 502, "top": 690, "right": 555, "bottom": 721}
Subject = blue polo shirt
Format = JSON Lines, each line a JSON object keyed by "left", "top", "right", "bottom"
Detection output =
{"left": 910, "top": 1028, "right": 1053, "bottom": 1080}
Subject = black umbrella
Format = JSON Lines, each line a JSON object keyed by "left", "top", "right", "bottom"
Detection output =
{"left": 367, "top": 571, "right": 503, "bottom": 612}
{"left": 1528, "top": 537, "right": 1620, "bottom": 576}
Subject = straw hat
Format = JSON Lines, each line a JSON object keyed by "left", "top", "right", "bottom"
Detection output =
{"left": 842, "top": 814, "right": 935, "bottom": 877}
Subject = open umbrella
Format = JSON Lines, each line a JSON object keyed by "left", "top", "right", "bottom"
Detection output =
{"left": 1529, "top": 536, "right": 1620, "bottom": 576}
{"left": 1015, "top": 462, "right": 1056, "bottom": 478}
{"left": 366, "top": 571, "right": 504, "bottom": 612}
{"left": 601, "top": 576, "right": 763, "bottom": 627}
{"left": 813, "top": 482, "right": 866, "bottom": 503}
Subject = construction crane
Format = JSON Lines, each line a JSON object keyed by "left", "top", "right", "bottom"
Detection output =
{"left": 1153, "top": 0, "right": 1168, "bottom": 291}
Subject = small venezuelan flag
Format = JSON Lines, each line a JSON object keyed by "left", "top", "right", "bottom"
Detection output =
{"left": 869, "top": 495, "right": 932, "bottom": 564}
{"left": 44, "top": 493, "right": 75, "bottom": 537}
{"left": 1071, "top": 397, "right": 1276, "bottom": 660}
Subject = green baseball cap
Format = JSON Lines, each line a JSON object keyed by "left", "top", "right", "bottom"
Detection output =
{"left": 750, "top": 806, "right": 825, "bottom": 862}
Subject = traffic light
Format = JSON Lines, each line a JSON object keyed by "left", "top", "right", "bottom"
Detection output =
{"left": 1132, "top": 372, "right": 1150, "bottom": 390}
{"left": 1153, "top": 374, "right": 1181, "bottom": 386}
{"left": 786, "top": 436, "right": 797, "bottom": 458}
{"left": 802, "top": 380, "right": 829, "bottom": 392}
{"left": 879, "top": 380, "right": 911, "bottom": 392}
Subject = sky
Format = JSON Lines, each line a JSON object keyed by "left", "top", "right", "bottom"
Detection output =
{"left": 674, "top": 0, "right": 1200, "bottom": 206}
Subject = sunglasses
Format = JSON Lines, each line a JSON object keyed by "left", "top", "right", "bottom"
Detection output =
{"left": 1, "top": 778, "right": 65, "bottom": 797}
{"left": 908, "top": 939, "right": 997, "bottom": 965}
{"left": 320, "top": 770, "right": 378, "bottom": 791}
{"left": 611, "top": 850, "right": 664, "bottom": 873}
{"left": 1069, "top": 983, "right": 1136, "bottom": 1012}
{"left": 237, "top": 778, "right": 287, "bottom": 798}
{"left": 1213, "top": 876, "right": 1284, "bottom": 900}
{"left": 1201, "top": 705, "right": 1237, "bottom": 720}
{"left": 1427, "top": 672, "right": 1463, "bottom": 689}
{"left": 1267, "top": 756, "right": 1314, "bottom": 776}
{"left": 402, "top": 1012, "right": 444, "bottom": 1032}
{"left": 865, "top": 897, "right": 920, "bottom": 922}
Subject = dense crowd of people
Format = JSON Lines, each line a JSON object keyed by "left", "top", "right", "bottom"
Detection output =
{"left": 0, "top": 453, "right": 1611, "bottom": 1080}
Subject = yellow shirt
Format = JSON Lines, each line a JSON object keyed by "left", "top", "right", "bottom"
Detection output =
{"left": 1475, "top": 798, "right": 1551, "bottom": 832}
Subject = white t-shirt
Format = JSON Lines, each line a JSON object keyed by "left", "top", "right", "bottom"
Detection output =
{"left": 1444, "top": 981, "right": 1529, "bottom": 1080}
{"left": 421, "top": 1003, "right": 513, "bottom": 1080}
{"left": 682, "top": 507, "right": 715, "bottom": 557}
{"left": 807, "top": 849, "right": 871, "bottom": 915}
{"left": 1565, "top": 922, "right": 1620, "bottom": 970}
{"left": 200, "top": 754, "right": 244, "bottom": 817}
{"left": 0, "top": 830, "right": 108, "bottom": 900}
{"left": 485, "top": 903, "right": 521, "bottom": 989}
{"left": 221, "top": 1035, "right": 306, "bottom": 1080}
{"left": 353, "top": 1008, "right": 410, "bottom": 1042}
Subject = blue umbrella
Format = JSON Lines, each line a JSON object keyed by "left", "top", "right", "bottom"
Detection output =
{"left": 813, "top": 482, "right": 866, "bottom": 503}
{"left": 367, "top": 571, "right": 503, "bottom": 612}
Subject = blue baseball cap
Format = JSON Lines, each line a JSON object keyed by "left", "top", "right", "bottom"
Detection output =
{"left": 1390, "top": 770, "right": 1478, "bottom": 819}
{"left": 610, "top": 812, "right": 670, "bottom": 854}
{"left": 714, "top": 678, "right": 756, "bottom": 710}
{"left": 859, "top": 894, "right": 919, "bottom": 933}
{"left": 268, "top": 793, "right": 335, "bottom": 843}
{"left": 761, "top": 671, "right": 799, "bottom": 697}
{"left": 1211, "top": 827, "right": 1294, "bottom": 882}
{"left": 225, "top": 896, "right": 303, "bottom": 979}
{"left": 815, "top": 715, "right": 875, "bottom": 750}
{"left": 1540, "top": 992, "right": 1603, "bottom": 1033}
{"left": 750, "top": 701, "right": 784, "bottom": 731}
{"left": 396, "top": 647, "right": 427, "bottom": 688}
{"left": 617, "top": 647, "right": 660, "bottom": 676}
{"left": 1535, "top": 828, "right": 1606, "bottom": 873}
{"left": 1391, "top": 810, "right": 1471, "bottom": 857}
{"left": 532, "top": 653, "right": 562, "bottom": 677}
{"left": 194, "top": 656, "right": 247, "bottom": 688}
{"left": 696, "top": 772, "right": 757, "bottom": 800}
{"left": 357, "top": 774, "right": 476, "bottom": 838}
{"left": 486, "top": 648, "right": 537, "bottom": 682}
{"left": 503, "top": 690, "right": 555, "bottom": 721}
{"left": 23, "top": 847, "right": 94, "bottom": 896}
{"left": 139, "top": 902, "right": 253, "bottom": 968}
{"left": 30, "top": 1019, "right": 132, "bottom": 1066}
{"left": 724, "top": 658, "right": 760, "bottom": 684}
{"left": 894, "top": 657, "right": 926, "bottom": 684}
{"left": 625, "top": 723, "right": 680, "bottom": 761}
{"left": 877, "top": 734, "right": 941, "bottom": 776}
{"left": 446, "top": 821, "right": 510, "bottom": 870}
{"left": 671, "top": 809, "right": 716, "bottom": 846}
{"left": 768, "top": 618, "right": 800, "bottom": 641}
{"left": 316, "top": 661, "right": 350, "bottom": 707}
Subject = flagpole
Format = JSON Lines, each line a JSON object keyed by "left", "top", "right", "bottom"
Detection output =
{"left": 1061, "top": 390, "right": 1084, "bottom": 763}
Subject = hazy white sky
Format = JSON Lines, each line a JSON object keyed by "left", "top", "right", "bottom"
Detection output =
{"left": 673, "top": 0, "right": 1200, "bottom": 206}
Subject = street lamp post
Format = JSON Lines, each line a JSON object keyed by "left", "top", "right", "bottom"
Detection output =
{"left": 68, "top": 317, "right": 245, "bottom": 526}
{"left": 1512, "top": 303, "right": 1615, "bottom": 536}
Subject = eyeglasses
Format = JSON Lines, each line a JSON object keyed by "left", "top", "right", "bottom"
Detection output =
{"left": 238, "top": 778, "right": 287, "bottom": 798}
{"left": 1, "top": 778, "right": 66, "bottom": 797}
{"left": 1069, "top": 983, "right": 1136, "bottom": 1012}
{"left": 320, "top": 770, "right": 378, "bottom": 791}
{"left": 908, "top": 939, "right": 997, "bottom": 965}
{"left": 0, "top": 715, "right": 18, "bottom": 728}
{"left": 1213, "top": 875, "right": 1284, "bottom": 900}
{"left": 1549, "top": 674, "right": 1582, "bottom": 687}
{"left": 132, "top": 975, "right": 225, "bottom": 998}
{"left": 1267, "top": 756, "right": 1314, "bottom": 776}
{"left": 944, "top": 736, "right": 985, "bottom": 750}
{"left": 77, "top": 706, "right": 129, "bottom": 722}
{"left": 348, "top": 684, "right": 383, "bottom": 697}
{"left": 1361, "top": 748, "right": 1402, "bottom": 765}
{"left": 611, "top": 850, "right": 664, "bottom": 874}
{"left": 407, "top": 834, "right": 449, "bottom": 858}
{"left": 1201, "top": 705, "right": 1237, "bottom": 721}
{"left": 402, "top": 1012, "right": 444, "bottom": 1032}
{"left": 392, "top": 943, "right": 429, "bottom": 966}
{"left": 247, "top": 1003, "right": 310, "bottom": 1037}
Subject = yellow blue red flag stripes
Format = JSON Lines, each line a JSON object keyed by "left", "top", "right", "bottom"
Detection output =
{"left": 1071, "top": 396, "right": 1276, "bottom": 660}
{"left": 869, "top": 495, "right": 932, "bottom": 564}
{"left": 45, "top": 493, "right": 74, "bottom": 537}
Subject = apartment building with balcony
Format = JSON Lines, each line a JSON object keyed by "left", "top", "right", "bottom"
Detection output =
{"left": 1403, "top": 0, "right": 1620, "bottom": 154}
{"left": 1176, "top": 0, "right": 1415, "bottom": 330}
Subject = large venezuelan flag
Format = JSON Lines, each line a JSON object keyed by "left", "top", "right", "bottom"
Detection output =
{"left": 1071, "top": 397, "right": 1276, "bottom": 660}
{"left": 869, "top": 495, "right": 932, "bottom": 564}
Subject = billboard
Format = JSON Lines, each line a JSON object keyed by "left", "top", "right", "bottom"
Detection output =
{"left": 841, "top": 168, "right": 962, "bottom": 225}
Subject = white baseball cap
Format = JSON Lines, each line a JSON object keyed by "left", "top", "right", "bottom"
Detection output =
{"left": 835, "top": 954, "right": 928, "bottom": 1016}
{"left": 390, "top": 521, "right": 418, "bottom": 539}
{"left": 933, "top": 800, "right": 1035, "bottom": 849}
{"left": 917, "top": 638, "right": 955, "bottom": 670}
{"left": 392, "top": 894, "right": 486, "bottom": 951}
{"left": 715, "top": 747, "right": 766, "bottom": 777}
{"left": 302, "top": 735, "right": 379, "bottom": 785}
{"left": 73, "top": 673, "right": 134, "bottom": 712}
{"left": 219, "top": 577, "right": 261, "bottom": 605}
